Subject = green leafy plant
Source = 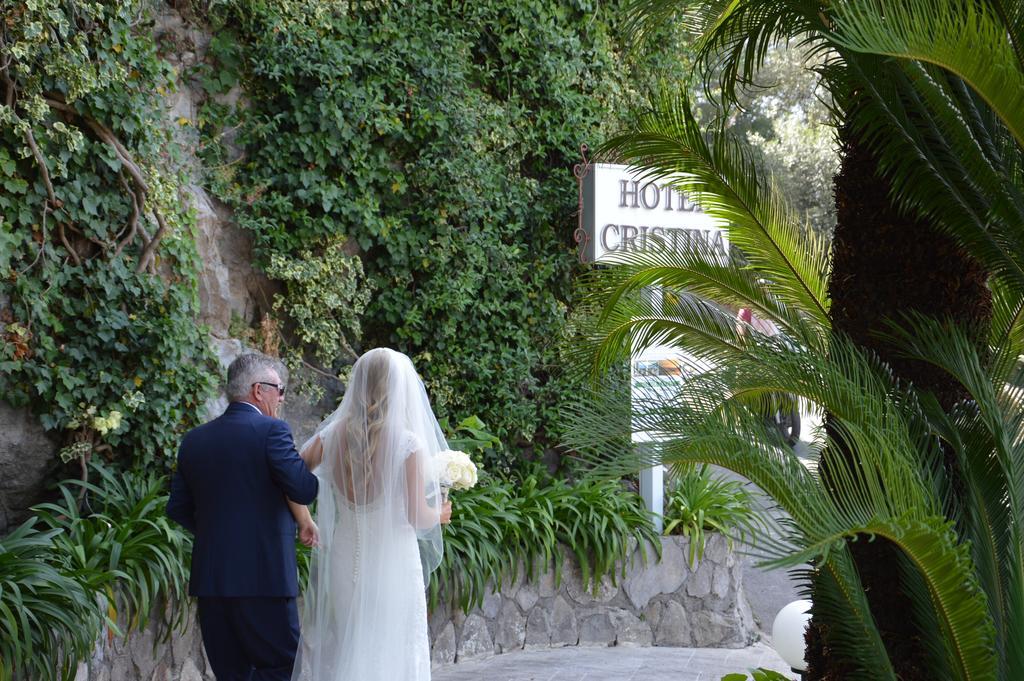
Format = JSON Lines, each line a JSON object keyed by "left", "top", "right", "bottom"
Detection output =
{"left": 0, "top": 463, "right": 193, "bottom": 681}
{"left": 440, "top": 414, "right": 506, "bottom": 474}
{"left": 663, "top": 465, "right": 761, "bottom": 566}
{"left": 264, "top": 240, "right": 373, "bottom": 370}
{"left": 32, "top": 463, "right": 193, "bottom": 639}
{"left": 428, "top": 474, "right": 659, "bottom": 611}
{"left": 0, "top": 0, "right": 218, "bottom": 472}
{"left": 0, "top": 518, "right": 101, "bottom": 681}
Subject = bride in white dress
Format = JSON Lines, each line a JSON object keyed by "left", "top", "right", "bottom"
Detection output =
{"left": 289, "top": 348, "right": 451, "bottom": 681}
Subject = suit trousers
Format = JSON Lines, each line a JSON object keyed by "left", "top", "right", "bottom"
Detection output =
{"left": 197, "top": 596, "right": 300, "bottom": 681}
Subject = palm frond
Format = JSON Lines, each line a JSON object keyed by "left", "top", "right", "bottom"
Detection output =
{"left": 808, "top": 555, "right": 898, "bottom": 680}
{"left": 989, "top": 276, "right": 1024, "bottom": 384}
{"left": 576, "top": 243, "right": 828, "bottom": 378}
{"left": 841, "top": 56, "right": 1024, "bottom": 303}
{"left": 989, "top": 0, "right": 1024, "bottom": 70}
{"left": 829, "top": 0, "right": 1024, "bottom": 149}
{"left": 678, "top": 0, "right": 829, "bottom": 107}
{"left": 878, "top": 314, "right": 1024, "bottom": 678}
{"left": 827, "top": 516, "right": 997, "bottom": 681}
{"left": 581, "top": 285, "right": 746, "bottom": 379}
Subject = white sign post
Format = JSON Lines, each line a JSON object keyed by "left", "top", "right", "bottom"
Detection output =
{"left": 579, "top": 163, "right": 727, "bottom": 530}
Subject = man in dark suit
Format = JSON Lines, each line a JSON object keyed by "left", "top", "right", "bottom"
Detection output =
{"left": 167, "top": 353, "right": 319, "bottom": 681}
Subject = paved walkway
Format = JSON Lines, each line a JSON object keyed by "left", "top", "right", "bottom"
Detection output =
{"left": 432, "top": 643, "right": 792, "bottom": 681}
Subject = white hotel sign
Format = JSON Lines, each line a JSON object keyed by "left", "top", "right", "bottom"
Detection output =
{"left": 580, "top": 163, "right": 727, "bottom": 263}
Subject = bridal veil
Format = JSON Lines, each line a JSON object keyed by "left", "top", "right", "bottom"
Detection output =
{"left": 291, "top": 348, "right": 445, "bottom": 680}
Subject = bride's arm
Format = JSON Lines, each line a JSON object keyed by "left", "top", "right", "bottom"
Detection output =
{"left": 286, "top": 436, "right": 323, "bottom": 547}
{"left": 288, "top": 498, "right": 319, "bottom": 547}
{"left": 299, "top": 436, "right": 324, "bottom": 471}
{"left": 404, "top": 450, "right": 452, "bottom": 529}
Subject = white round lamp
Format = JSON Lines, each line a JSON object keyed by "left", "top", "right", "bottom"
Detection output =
{"left": 771, "top": 599, "right": 812, "bottom": 673}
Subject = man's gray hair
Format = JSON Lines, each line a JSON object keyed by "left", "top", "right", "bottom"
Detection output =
{"left": 226, "top": 353, "right": 286, "bottom": 402}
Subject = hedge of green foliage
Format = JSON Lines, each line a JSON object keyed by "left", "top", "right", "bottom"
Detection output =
{"left": 196, "top": 0, "right": 688, "bottom": 455}
{"left": 0, "top": 0, "right": 217, "bottom": 471}
{"left": 428, "top": 471, "right": 660, "bottom": 611}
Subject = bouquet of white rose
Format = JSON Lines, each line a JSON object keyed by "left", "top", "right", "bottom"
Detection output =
{"left": 434, "top": 449, "right": 478, "bottom": 497}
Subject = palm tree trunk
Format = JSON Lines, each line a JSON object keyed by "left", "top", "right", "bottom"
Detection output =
{"left": 804, "top": 127, "right": 991, "bottom": 681}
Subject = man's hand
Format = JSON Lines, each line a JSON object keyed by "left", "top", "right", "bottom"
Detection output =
{"left": 298, "top": 519, "right": 320, "bottom": 547}
{"left": 439, "top": 499, "right": 453, "bottom": 525}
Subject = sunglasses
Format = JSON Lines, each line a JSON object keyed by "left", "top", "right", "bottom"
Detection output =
{"left": 253, "top": 381, "right": 286, "bottom": 397}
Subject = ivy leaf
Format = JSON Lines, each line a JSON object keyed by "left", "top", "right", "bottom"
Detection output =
{"left": 3, "top": 177, "right": 29, "bottom": 194}
{"left": 101, "top": 153, "right": 122, "bottom": 172}
{"left": 82, "top": 194, "right": 101, "bottom": 216}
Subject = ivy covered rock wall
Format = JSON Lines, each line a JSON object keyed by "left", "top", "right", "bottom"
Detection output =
{"left": 195, "top": 0, "right": 687, "bottom": 463}
{"left": 0, "top": 0, "right": 685, "bottom": 514}
{"left": 1, "top": 1, "right": 222, "bottom": 530}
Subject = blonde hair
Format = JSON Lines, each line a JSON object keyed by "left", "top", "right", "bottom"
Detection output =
{"left": 345, "top": 348, "right": 391, "bottom": 462}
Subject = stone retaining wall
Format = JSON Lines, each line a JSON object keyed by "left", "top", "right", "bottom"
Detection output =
{"left": 428, "top": 534, "right": 757, "bottom": 666}
{"left": 74, "top": 534, "right": 754, "bottom": 679}
{"left": 75, "top": 610, "right": 212, "bottom": 681}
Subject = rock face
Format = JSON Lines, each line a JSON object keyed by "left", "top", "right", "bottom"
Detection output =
{"left": 189, "top": 185, "right": 271, "bottom": 340}
{"left": 430, "top": 534, "right": 757, "bottom": 669}
{"left": 155, "top": 7, "right": 273, "bottom": 344}
{"left": 154, "top": 4, "right": 342, "bottom": 440}
{"left": 0, "top": 400, "right": 60, "bottom": 533}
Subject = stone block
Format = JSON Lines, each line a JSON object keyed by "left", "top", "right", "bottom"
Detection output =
{"left": 431, "top": 622, "right": 456, "bottom": 665}
{"left": 492, "top": 599, "right": 526, "bottom": 653}
{"left": 523, "top": 605, "right": 551, "bottom": 649}
{"left": 578, "top": 612, "right": 616, "bottom": 647}
{"left": 481, "top": 588, "right": 502, "bottom": 619}
{"left": 428, "top": 599, "right": 452, "bottom": 638}
{"left": 712, "top": 563, "right": 732, "bottom": 600}
{"left": 686, "top": 558, "right": 713, "bottom": 598}
{"left": 170, "top": 613, "right": 198, "bottom": 665}
{"left": 653, "top": 600, "right": 692, "bottom": 647}
{"left": 0, "top": 401, "right": 59, "bottom": 533}
{"left": 179, "top": 659, "right": 203, "bottom": 681}
{"left": 129, "top": 625, "right": 159, "bottom": 681}
{"left": 456, "top": 614, "right": 493, "bottom": 661}
{"left": 565, "top": 560, "right": 618, "bottom": 606}
{"left": 611, "top": 609, "right": 653, "bottom": 647}
{"left": 623, "top": 537, "right": 688, "bottom": 609}
{"left": 514, "top": 582, "right": 539, "bottom": 612}
{"left": 537, "top": 559, "right": 561, "bottom": 598}
{"left": 549, "top": 596, "right": 578, "bottom": 647}
{"left": 498, "top": 561, "right": 525, "bottom": 597}
{"left": 691, "top": 611, "right": 735, "bottom": 647}
{"left": 643, "top": 599, "right": 665, "bottom": 632}
{"left": 703, "top": 533, "right": 729, "bottom": 563}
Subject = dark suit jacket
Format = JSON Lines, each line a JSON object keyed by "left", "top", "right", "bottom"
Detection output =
{"left": 166, "top": 402, "right": 319, "bottom": 598}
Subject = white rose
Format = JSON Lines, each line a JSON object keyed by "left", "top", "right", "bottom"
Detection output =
{"left": 436, "top": 449, "right": 478, "bottom": 491}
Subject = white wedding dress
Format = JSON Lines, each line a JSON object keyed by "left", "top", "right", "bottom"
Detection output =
{"left": 291, "top": 349, "right": 445, "bottom": 681}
